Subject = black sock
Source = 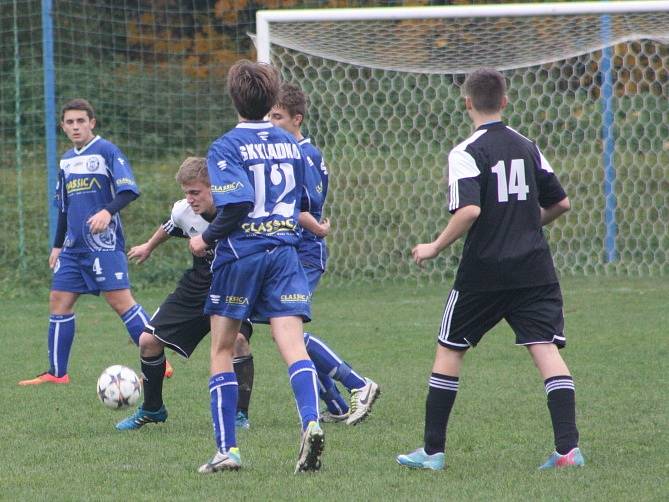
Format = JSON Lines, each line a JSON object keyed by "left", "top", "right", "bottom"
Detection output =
{"left": 545, "top": 375, "right": 579, "bottom": 455}
{"left": 233, "top": 354, "right": 254, "bottom": 416}
{"left": 141, "top": 352, "right": 165, "bottom": 412}
{"left": 423, "top": 373, "right": 459, "bottom": 455}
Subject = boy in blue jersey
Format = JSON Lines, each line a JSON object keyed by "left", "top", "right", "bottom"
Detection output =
{"left": 270, "top": 83, "right": 380, "bottom": 426}
{"left": 19, "top": 99, "right": 153, "bottom": 386}
{"left": 189, "top": 61, "right": 324, "bottom": 474}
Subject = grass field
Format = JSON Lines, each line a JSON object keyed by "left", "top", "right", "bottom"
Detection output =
{"left": 2, "top": 277, "right": 667, "bottom": 501}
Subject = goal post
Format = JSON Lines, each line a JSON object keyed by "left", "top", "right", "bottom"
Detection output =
{"left": 255, "top": 1, "right": 669, "bottom": 283}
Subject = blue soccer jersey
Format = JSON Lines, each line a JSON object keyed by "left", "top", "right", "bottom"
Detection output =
{"left": 206, "top": 121, "right": 306, "bottom": 266}
{"left": 55, "top": 135, "right": 140, "bottom": 253}
{"left": 298, "top": 138, "right": 329, "bottom": 271}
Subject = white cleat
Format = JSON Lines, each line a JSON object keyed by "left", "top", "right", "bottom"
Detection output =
{"left": 198, "top": 447, "right": 241, "bottom": 473}
{"left": 295, "top": 421, "right": 325, "bottom": 473}
{"left": 346, "top": 378, "right": 380, "bottom": 425}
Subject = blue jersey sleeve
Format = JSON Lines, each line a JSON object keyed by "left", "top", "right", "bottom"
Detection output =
{"left": 107, "top": 145, "right": 140, "bottom": 195}
{"left": 54, "top": 168, "right": 67, "bottom": 212}
{"left": 207, "top": 137, "right": 255, "bottom": 208}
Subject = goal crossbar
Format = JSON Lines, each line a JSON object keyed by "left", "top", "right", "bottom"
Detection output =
{"left": 256, "top": 1, "right": 669, "bottom": 62}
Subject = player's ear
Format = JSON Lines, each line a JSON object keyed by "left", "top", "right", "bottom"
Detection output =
{"left": 295, "top": 113, "right": 304, "bottom": 127}
{"left": 464, "top": 96, "right": 473, "bottom": 111}
{"left": 90, "top": 117, "right": 96, "bottom": 129}
{"left": 500, "top": 95, "right": 508, "bottom": 110}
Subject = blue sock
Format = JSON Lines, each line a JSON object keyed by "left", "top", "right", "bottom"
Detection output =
{"left": 209, "top": 372, "right": 238, "bottom": 453}
{"left": 304, "top": 332, "right": 366, "bottom": 391}
{"left": 120, "top": 304, "right": 149, "bottom": 346}
{"left": 318, "top": 375, "right": 349, "bottom": 415}
{"left": 288, "top": 359, "right": 319, "bottom": 430}
{"left": 47, "top": 314, "right": 75, "bottom": 377}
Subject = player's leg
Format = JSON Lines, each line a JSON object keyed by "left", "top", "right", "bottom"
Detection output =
{"left": 398, "top": 289, "right": 499, "bottom": 470}
{"left": 115, "top": 331, "right": 168, "bottom": 430}
{"left": 233, "top": 322, "right": 254, "bottom": 429}
{"left": 198, "top": 314, "right": 242, "bottom": 473}
{"left": 103, "top": 288, "right": 149, "bottom": 345}
{"left": 508, "top": 283, "right": 583, "bottom": 469}
{"left": 260, "top": 247, "right": 322, "bottom": 472}
{"left": 19, "top": 251, "right": 85, "bottom": 385}
{"left": 303, "top": 333, "right": 349, "bottom": 419}
{"left": 271, "top": 316, "right": 324, "bottom": 473}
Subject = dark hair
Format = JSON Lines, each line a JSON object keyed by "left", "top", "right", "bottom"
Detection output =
{"left": 175, "top": 157, "right": 209, "bottom": 185}
{"left": 276, "top": 82, "right": 306, "bottom": 122}
{"left": 227, "top": 60, "right": 280, "bottom": 120}
{"left": 462, "top": 68, "right": 507, "bottom": 114}
{"left": 60, "top": 98, "right": 95, "bottom": 121}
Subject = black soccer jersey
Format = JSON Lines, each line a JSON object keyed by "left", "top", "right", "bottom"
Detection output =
{"left": 447, "top": 121, "right": 567, "bottom": 292}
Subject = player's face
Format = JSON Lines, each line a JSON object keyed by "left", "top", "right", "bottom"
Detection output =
{"left": 61, "top": 110, "right": 96, "bottom": 149}
{"left": 270, "top": 106, "right": 301, "bottom": 138}
{"left": 182, "top": 181, "right": 214, "bottom": 216}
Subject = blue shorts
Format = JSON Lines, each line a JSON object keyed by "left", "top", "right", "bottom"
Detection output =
{"left": 205, "top": 246, "right": 311, "bottom": 324}
{"left": 52, "top": 250, "right": 131, "bottom": 295}
{"left": 303, "top": 264, "right": 323, "bottom": 295}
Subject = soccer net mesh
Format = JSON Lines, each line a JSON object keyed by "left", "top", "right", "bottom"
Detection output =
{"left": 1, "top": 2, "right": 668, "bottom": 290}
{"left": 263, "top": 9, "right": 669, "bottom": 283}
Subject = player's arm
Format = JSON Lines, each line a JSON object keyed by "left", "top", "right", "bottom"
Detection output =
{"left": 412, "top": 205, "right": 480, "bottom": 266}
{"left": 88, "top": 191, "right": 139, "bottom": 234}
{"left": 190, "top": 202, "right": 253, "bottom": 257}
{"left": 128, "top": 224, "right": 170, "bottom": 264}
{"left": 49, "top": 209, "right": 68, "bottom": 269}
{"left": 540, "top": 196, "right": 570, "bottom": 226}
{"left": 298, "top": 212, "right": 330, "bottom": 237}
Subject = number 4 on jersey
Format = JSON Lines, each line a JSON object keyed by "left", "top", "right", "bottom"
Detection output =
{"left": 491, "top": 159, "right": 529, "bottom": 202}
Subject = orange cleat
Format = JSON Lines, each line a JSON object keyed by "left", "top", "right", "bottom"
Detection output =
{"left": 19, "top": 372, "right": 70, "bottom": 386}
{"left": 164, "top": 359, "right": 174, "bottom": 379}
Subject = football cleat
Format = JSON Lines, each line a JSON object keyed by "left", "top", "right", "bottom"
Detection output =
{"left": 115, "top": 405, "right": 168, "bottom": 431}
{"left": 235, "top": 411, "right": 250, "bottom": 430}
{"left": 539, "top": 447, "right": 585, "bottom": 470}
{"left": 18, "top": 372, "right": 70, "bottom": 386}
{"left": 164, "top": 359, "right": 174, "bottom": 379}
{"left": 319, "top": 410, "right": 349, "bottom": 423}
{"left": 295, "top": 421, "right": 325, "bottom": 473}
{"left": 346, "top": 378, "right": 380, "bottom": 425}
{"left": 198, "top": 447, "right": 241, "bottom": 473}
{"left": 396, "top": 448, "right": 445, "bottom": 471}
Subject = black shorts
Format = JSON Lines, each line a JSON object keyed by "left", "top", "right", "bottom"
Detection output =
{"left": 437, "top": 283, "right": 565, "bottom": 351}
{"left": 146, "top": 276, "right": 253, "bottom": 358}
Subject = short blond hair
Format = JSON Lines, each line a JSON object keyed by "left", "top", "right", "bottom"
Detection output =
{"left": 175, "top": 157, "right": 208, "bottom": 185}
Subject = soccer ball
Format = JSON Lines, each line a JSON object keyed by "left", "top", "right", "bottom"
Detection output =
{"left": 96, "top": 365, "right": 142, "bottom": 409}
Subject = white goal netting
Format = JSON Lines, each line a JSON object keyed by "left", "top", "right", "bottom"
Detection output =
{"left": 263, "top": 8, "right": 669, "bottom": 284}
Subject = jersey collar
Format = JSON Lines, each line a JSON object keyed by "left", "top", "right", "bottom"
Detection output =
{"left": 74, "top": 135, "right": 101, "bottom": 155}
{"left": 236, "top": 120, "right": 272, "bottom": 129}
{"left": 299, "top": 137, "right": 311, "bottom": 145}
{"left": 477, "top": 120, "right": 504, "bottom": 130}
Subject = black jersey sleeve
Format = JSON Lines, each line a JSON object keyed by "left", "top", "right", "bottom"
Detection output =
{"left": 533, "top": 147, "right": 567, "bottom": 207}
{"left": 161, "top": 218, "right": 188, "bottom": 238}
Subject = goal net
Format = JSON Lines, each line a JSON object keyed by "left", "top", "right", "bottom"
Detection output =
{"left": 258, "top": 3, "right": 669, "bottom": 284}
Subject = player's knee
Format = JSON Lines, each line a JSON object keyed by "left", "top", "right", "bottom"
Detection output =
{"left": 49, "top": 290, "right": 77, "bottom": 314}
{"left": 138, "top": 331, "right": 164, "bottom": 356}
{"left": 233, "top": 333, "right": 251, "bottom": 357}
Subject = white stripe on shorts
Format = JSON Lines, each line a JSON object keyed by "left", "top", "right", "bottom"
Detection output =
{"left": 438, "top": 289, "right": 460, "bottom": 344}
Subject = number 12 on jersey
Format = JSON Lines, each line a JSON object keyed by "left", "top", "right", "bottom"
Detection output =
{"left": 491, "top": 159, "right": 529, "bottom": 202}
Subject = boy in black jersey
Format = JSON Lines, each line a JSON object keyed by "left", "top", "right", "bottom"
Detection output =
{"left": 115, "top": 157, "right": 254, "bottom": 431}
{"left": 397, "top": 68, "right": 584, "bottom": 470}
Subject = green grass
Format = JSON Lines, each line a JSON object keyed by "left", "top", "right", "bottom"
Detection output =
{"left": 2, "top": 277, "right": 668, "bottom": 501}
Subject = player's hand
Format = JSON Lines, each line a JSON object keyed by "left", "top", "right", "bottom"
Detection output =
{"left": 48, "top": 248, "right": 62, "bottom": 269}
{"left": 318, "top": 218, "right": 331, "bottom": 237}
{"left": 128, "top": 243, "right": 152, "bottom": 264}
{"left": 412, "top": 242, "right": 439, "bottom": 266}
{"left": 88, "top": 209, "right": 112, "bottom": 234}
{"left": 189, "top": 234, "right": 208, "bottom": 257}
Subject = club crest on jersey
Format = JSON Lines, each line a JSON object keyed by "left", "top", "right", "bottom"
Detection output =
{"left": 83, "top": 218, "right": 117, "bottom": 251}
{"left": 86, "top": 157, "right": 100, "bottom": 172}
{"left": 257, "top": 131, "right": 269, "bottom": 141}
